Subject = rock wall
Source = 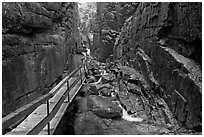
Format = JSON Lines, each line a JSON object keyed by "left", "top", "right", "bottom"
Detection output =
{"left": 114, "top": 2, "right": 202, "bottom": 130}
{"left": 2, "top": 2, "right": 80, "bottom": 116}
{"left": 92, "top": 2, "right": 138, "bottom": 62}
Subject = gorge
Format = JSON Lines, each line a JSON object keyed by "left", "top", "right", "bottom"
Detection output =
{"left": 2, "top": 2, "right": 202, "bottom": 135}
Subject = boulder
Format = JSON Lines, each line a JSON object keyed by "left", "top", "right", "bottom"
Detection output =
{"left": 88, "top": 70, "right": 94, "bottom": 75}
{"left": 87, "top": 95, "right": 122, "bottom": 119}
{"left": 127, "top": 71, "right": 145, "bottom": 85}
{"left": 99, "top": 87, "right": 112, "bottom": 96}
{"left": 127, "top": 83, "right": 142, "bottom": 95}
{"left": 118, "top": 66, "right": 137, "bottom": 76}
{"left": 88, "top": 85, "right": 99, "bottom": 95}
{"left": 102, "top": 73, "right": 115, "bottom": 83}
{"left": 74, "top": 97, "right": 88, "bottom": 113}
{"left": 93, "top": 69, "right": 101, "bottom": 75}
{"left": 94, "top": 74, "right": 102, "bottom": 80}
{"left": 96, "top": 83, "right": 113, "bottom": 90}
{"left": 74, "top": 111, "right": 104, "bottom": 135}
{"left": 79, "top": 84, "right": 100, "bottom": 96}
{"left": 79, "top": 84, "right": 90, "bottom": 97}
{"left": 86, "top": 75, "right": 96, "bottom": 83}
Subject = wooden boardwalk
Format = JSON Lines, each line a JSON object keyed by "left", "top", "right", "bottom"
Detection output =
{"left": 4, "top": 65, "right": 86, "bottom": 135}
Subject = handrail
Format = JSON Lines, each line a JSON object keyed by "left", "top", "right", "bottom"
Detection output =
{"left": 50, "top": 64, "right": 83, "bottom": 96}
{"left": 2, "top": 62, "right": 86, "bottom": 135}
{"left": 27, "top": 76, "right": 82, "bottom": 135}
{"left": 2, "top": 93, "right": 53, "bottom": 134}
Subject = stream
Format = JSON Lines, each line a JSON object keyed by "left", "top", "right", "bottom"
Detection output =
{"left": 119, "top": 103, "right": 143, "bottom": 122}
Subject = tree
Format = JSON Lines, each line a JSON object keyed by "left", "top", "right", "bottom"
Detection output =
{"left": 78, "top": 2, "right": 96, "bottom": 49}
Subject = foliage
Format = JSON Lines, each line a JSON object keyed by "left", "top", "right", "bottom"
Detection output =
{"left": 78, "top": 2, "right": 96, "bottom": 34}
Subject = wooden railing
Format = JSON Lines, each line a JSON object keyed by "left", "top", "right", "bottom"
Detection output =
{"left": 2, "top": 61, "right": 86, "bottom": 135}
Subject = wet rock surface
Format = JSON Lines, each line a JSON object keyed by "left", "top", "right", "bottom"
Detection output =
{"left": 87, "top": 95, "right": 122, "bottom": 119}
{"left": 74, "top": 111, "right": 105, "bottom": 135}
{"left": 2, "top": 2, "right": 81, "bottom": 116}
{"left": 113, "top": 2, "right": 202, "bottom": 130}
{"left": 63, "top": 58, "right": 201, "bottom": 135}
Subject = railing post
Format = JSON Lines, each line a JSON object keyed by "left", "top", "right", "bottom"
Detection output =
{"left": 83, "top": 63, "right": 85, "bottom": 81}
{"left": 80, "top": 67, "right": 83, "bottom": 84}
{"left": 67, "top": 80, "right": 70, "bottom": 103}
{"left": 84, "top": 60, "right": 86, "bottom": 73}
{"left": 46, "top": 100, "right": 50, "bottom": 135}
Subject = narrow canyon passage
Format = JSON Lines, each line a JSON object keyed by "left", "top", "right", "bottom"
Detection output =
{"left": 2, "top": 2, "right": 202, "bottom": 135}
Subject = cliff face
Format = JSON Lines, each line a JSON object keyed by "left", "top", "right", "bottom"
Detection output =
{"left": 2, "top": 2, "right": 80, "bottom": 116}
{"left": 92, "top": 2, "right": 138, "bottom": 62}
{"left": 114, "top": 2, "right": 201, "bottom": 130}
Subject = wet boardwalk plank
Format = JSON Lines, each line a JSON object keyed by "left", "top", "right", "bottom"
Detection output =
{"left": 6, "top": 73, "right": 85, "bottom": 135}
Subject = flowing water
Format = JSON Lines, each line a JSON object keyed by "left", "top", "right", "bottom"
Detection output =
{"left": 119, "top": 104, "right": 143, "bottom": 122}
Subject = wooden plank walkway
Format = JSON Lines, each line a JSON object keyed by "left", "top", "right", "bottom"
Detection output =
{"left": 6, "top": 72, "right": 85, "bottom": 135}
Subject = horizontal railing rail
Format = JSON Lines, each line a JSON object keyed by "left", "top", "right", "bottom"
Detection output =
{"left": 2, "top": 61, "right": 86, "bottom": 135}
